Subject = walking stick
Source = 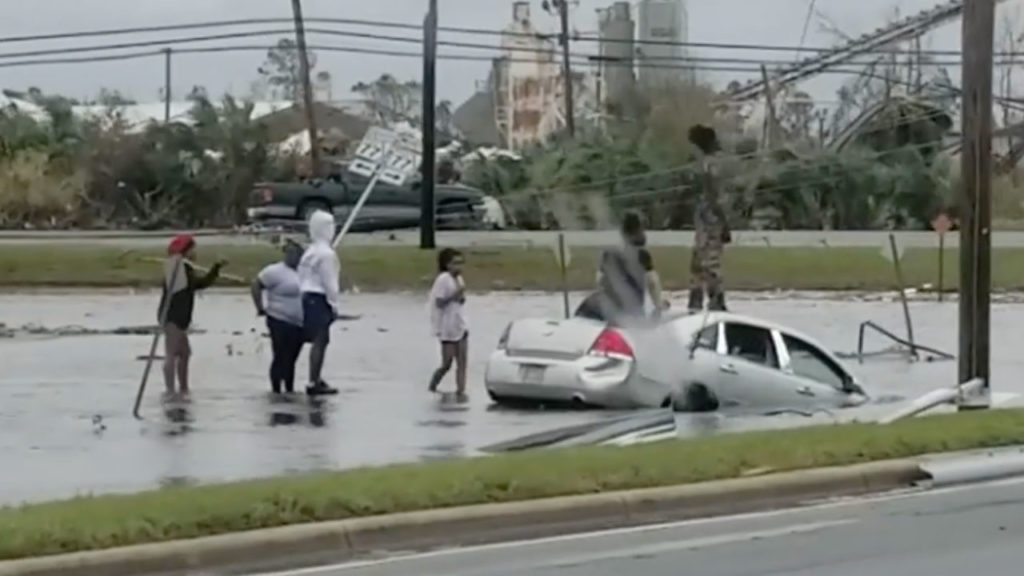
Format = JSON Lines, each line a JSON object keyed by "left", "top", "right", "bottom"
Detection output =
{"left": 133, "top": 256, "right": 183, "bottom": 419}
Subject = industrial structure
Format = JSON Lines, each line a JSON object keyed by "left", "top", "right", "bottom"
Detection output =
{"left": 596, "top": 2, "right": 636, "bottom": 114}
{"left": 491, "top": 2, "right": 566, "bottom": 150}
{"left": 635, "top": 0, "right": 692, "bottom": 86}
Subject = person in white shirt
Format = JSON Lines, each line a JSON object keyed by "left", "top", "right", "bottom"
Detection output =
{"left": 251, "top": 240, "right": 305, "bottom": 394}
{"left": 428, "top": 247, "right": 468, "bottom": 402}
{"left": 298, "top": 210, "right": 342, "bottom": 396}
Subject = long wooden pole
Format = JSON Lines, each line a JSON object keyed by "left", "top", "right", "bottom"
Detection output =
{"left": 133, "top": 256, "right": 183, "bottom": 419}
{"left": 958, "top": 0, "right": 995, "bottom": 409}
{"left": 291, "top": 0, "right": 321, "bottom": 178}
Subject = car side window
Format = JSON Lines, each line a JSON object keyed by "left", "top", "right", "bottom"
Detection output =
{"left": 723, "top": 323, "right": 779, "bottom": 369}
{"left": 781, "top": 334, "right": 847, "bottom": 390}
{"left": 693, "top": 323, "right": 718, "bottom": 351}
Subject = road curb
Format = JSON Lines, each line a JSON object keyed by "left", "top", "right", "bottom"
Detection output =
{"left": 0, "top": 459, "right": 929, "bottom": 576}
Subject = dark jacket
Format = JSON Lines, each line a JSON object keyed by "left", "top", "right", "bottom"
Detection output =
{"left": 158, "top": 262, "right": 221, "bottom": 330}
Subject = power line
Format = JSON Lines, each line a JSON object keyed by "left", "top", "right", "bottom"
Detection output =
{"left": 0, "top": 16, "right": 1013, "bottom": 58}
{"left": 0, "top": 42, "right": 974, "bottom": 80}
{"left": 0, "top": 27, "right": 1009, "bottom": 71}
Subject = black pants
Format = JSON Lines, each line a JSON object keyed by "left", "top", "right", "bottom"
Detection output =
{"left": 267, "top": 316, "right": 305, "bottom": 393}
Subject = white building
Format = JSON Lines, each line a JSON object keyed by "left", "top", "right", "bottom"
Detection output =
{"left": 493, "top": 2, "right": 567, "bottom": 151}
{"left": 635, "top": 0, "right": 692, "bottom": 86}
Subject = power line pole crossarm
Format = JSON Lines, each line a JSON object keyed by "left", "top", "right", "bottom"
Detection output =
{"left": 290, "top": 0, "right": 321, "bottom": 179}
{"left": 958, "top": 0, "right": 995, "bottom": 410}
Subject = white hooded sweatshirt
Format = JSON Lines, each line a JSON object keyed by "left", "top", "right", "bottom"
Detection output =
{"left": 298, "top": 209, "right": 342, "bottom": 313}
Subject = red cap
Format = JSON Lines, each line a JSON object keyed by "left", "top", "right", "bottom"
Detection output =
{"left": 167, "top": 234, "right": 195, "bottom": 255}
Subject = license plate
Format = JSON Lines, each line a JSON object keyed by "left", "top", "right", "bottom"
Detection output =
{"left": 519, "top": 364, "right": 546, "bottom": 384}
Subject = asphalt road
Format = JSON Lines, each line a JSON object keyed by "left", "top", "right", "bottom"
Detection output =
{"left": 251, "top": 476, "right": 1024, "bottom": 575}
{"left": 1, "top": 228, "right": 1023, "bottom": 248}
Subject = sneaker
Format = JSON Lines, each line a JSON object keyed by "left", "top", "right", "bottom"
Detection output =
{"left": 306, "top": 381, "right": 338, "bottom": 396}
{"left": 455, "top": 392, "right": 470, "bottom": 404}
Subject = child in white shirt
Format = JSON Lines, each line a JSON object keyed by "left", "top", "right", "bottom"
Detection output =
{"left": 428, "top": 248, "right": 468, "bottom": 402}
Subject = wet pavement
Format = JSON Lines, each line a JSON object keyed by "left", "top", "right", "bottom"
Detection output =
{"left": 0, "top": 289, "right": 1017, "bottom": 505}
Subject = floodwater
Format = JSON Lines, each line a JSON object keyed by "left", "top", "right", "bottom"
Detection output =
{"left": 0, "top": 289, "right": 1017, "bottom": 506}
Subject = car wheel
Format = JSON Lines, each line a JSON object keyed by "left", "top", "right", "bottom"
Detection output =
{"left": 673, "top": 383, "right": 719, "bottom": 412}
{"left": 299, "top": 200, "right": 331, "bottom": 221}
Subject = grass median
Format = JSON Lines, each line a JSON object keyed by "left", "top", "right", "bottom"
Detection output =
{"left": 3, "top": 409, "right": 1024, "bottom": 560}
{"left": 3, "top": 244, "right": 1024, "bottom": 291}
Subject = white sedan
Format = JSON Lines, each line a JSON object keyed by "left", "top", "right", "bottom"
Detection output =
{"left": 484, "top": 311, "right": 869, "bottom": 411}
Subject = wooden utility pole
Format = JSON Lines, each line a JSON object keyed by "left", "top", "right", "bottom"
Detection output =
{"left": 420, "top": 0, "right": 438, "bottom": 249}
{"left": 162, "top": 48, "right": 172, "bottom": 122}
{"left": 958, "top": 0, "right": 995, "bottom": 410}
{"left": 556, "top": 0, "right": 576, "bottom": 137}
{"left": 290, "top": 0, "right": 321, "bottom": 178}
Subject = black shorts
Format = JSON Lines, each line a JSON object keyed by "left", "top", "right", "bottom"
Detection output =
{"left": 302, "top": 293, "right": 334, "bottom": 343}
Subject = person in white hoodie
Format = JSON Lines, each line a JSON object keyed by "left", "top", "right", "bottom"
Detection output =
{"left": 298, "top": 210, "right": 342, "bottom": 396}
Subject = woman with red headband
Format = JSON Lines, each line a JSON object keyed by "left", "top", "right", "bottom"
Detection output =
{"left": 159, "top": 234, "right": 226, "bottom": 397}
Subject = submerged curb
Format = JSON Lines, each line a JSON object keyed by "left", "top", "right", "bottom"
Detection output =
{"left": 0, "top": 459, "right": 929, "bottom": 576}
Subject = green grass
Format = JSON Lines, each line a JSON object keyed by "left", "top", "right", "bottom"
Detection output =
{"left": 3, "top": 409, "right": 1024, "bottom": 559}
{"left": 0, "top": 244, "right": 1021, "bottom": 291}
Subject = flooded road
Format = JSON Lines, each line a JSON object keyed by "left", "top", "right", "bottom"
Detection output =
{"left": 0, "top": 289, "right": 1013, "bottom": 505}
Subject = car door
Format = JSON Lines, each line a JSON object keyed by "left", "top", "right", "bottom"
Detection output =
{"left": 777, "top": 332, "right": 853, "bottom": 407}
{"left": 681, "top": 321, "right": 737, "bottom": 407}
{"left": 716, "top": 321, "right": 805, "bottom": 409}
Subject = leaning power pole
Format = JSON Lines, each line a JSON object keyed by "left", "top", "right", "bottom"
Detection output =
{"left": 420, "top": 0, "right": 438, "bottom": 249}
{"left": 290, "top": 0, "right": 321, "bottom": 178}
{"left": 958, "top": 0, "right": 995, "bottom": 410}
{"left": 162, "top": 48, "right": 172, "bottom": 122}
{"left": 555, "top": 0, "right": 575, "bottom": 137}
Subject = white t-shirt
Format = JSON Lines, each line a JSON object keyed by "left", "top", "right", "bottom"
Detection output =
{"left": 429, "top": 272, "right": 467, "bottom": 341}
{"left": 258, "top": 262, "right": 304, "bottom": 326}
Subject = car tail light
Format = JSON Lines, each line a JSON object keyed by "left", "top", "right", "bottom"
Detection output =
{"left": 497, "top": 322, "right": 512, "bottom": 350}
{"left": 588, "top": 328, "right": 634, "bottom": 359}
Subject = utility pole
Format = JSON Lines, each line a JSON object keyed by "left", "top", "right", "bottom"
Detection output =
{"left": 162, "top": 48, "right": 172, "bottom": 122}
{"left": 420, "top": 0, "right": 438, "bottom": 249}
{"left": 958, "top": 0, "right": 995, "bottom": 410}
{"left": 290, "top": 0, "right": 321, "bottom": 178}
{"left": 555, "top": 0, "right": 575, "bottom": 137}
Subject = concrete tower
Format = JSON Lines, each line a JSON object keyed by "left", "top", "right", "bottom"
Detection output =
{"left": 597, "top": 2, "right": 636, "bottom": 113}
{"left": 635, "top": 0, "right": 692, "bottom": 86}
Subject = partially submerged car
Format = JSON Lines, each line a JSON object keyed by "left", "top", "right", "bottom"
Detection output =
{"left": 484, "top": 310, "right": 868, "bottom": 412}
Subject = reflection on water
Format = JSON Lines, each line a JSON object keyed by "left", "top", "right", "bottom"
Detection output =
{"left": 0, "top": 290, "right": 1021, "bottom": 505}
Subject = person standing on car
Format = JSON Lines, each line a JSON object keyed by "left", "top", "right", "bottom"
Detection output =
{"left": 592, "top": 211, "right": 648, "bottom": 324}
{"left": 298, "top": 210, "right": 341, "bottom": 396}
{"left": 687, "top": 124, "right": 730, "bottom": 313}
{"left": 251, "top": 240, "right": 305, "bottom": 394}
{"left": 428, "top": 248, "right": 469, "bottom": 402}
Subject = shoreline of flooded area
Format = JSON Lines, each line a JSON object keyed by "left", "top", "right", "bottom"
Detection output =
{"left": 4, "top": 286, "right": 1024, "bottom": 303}
{"left": 0, "top": 291, "right": 1019, "bottom": 505}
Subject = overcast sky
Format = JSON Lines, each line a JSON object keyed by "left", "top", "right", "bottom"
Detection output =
{"left": 1, "top": 0, "right": 1019, "bottom": 109}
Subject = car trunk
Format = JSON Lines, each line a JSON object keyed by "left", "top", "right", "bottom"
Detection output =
{"left": 505, "top": 318, "right": 607, "bottom": 360}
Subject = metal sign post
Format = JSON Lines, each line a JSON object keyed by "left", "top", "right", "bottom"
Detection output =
{"left": 932, "top": 212, "right": 952, "bottom": 302}
{"left": 333, "top": 145, "right": 392, "bottom": 249}
{"left": 333, "top": 126, "right": 423, "bottom": 249}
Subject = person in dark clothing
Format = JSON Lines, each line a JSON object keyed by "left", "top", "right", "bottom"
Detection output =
{"left": 159, "top": 234, "right": 225, "bottom": 396}
{"left": 687, "top": 124, "right": 731, "bottom": 312}
{"left": 251, "top": 240, "right": 305, "bottom": 394}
